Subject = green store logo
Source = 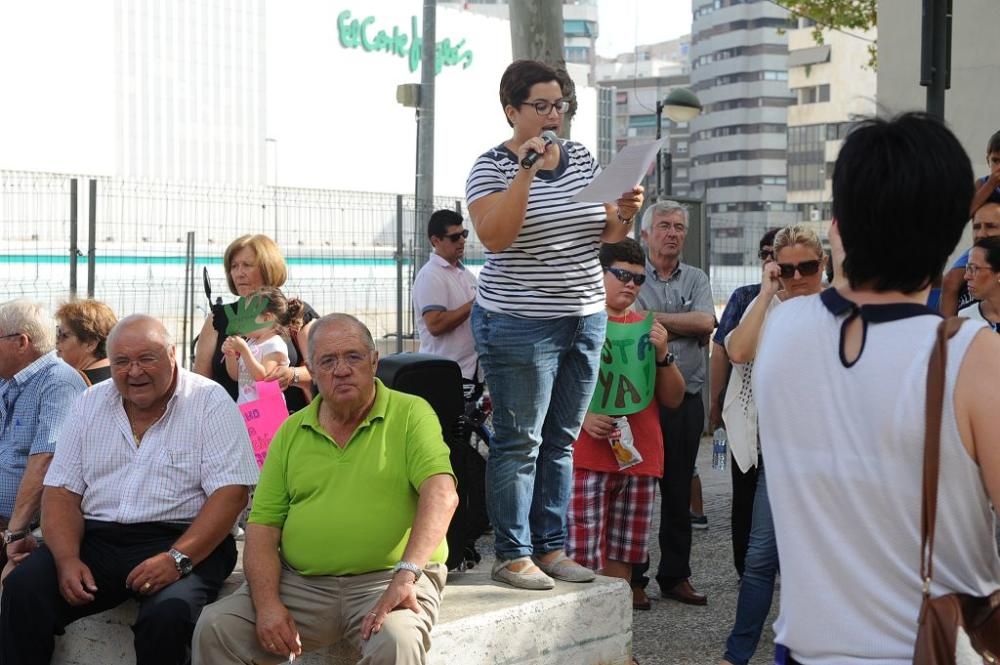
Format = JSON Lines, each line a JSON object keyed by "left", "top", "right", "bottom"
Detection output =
{"left": 337, "top": 10, "right": 474, "bottom": 74}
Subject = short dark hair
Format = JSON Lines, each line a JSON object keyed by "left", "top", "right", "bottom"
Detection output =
{"left": 973, "top": 236, "right": 1000, "bottom": 272}
{"left": 600, "top": 238, "right": 646, "bottom": 268}
{"left": 499, "top": 60, "right": 563, "bottom": 128}
{"left": 832, "top": 112, "right": 973, "bottom": 293}
{"left": 759, "top": 227, "right": 780, "bottom": 251}
{"left": 427, "top": 209, "right": 463, "bottom": 239}
{"left": 987, "top": 130, "right": 1000, "bottom": 155}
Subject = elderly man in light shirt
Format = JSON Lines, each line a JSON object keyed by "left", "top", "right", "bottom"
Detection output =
{"left": 0, "top": 314, "right": 259, "bottom": 665}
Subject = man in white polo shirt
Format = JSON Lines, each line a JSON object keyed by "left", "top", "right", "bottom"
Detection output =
{"left": 412, "top": 209, "right": 480, "bottom": 396}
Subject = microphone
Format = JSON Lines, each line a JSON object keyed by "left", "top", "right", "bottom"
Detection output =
{"left": 520, "top": 130, "right": 559, "bottom": 169}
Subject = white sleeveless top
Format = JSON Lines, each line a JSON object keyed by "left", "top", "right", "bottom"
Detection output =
{"left": 754, "top": 289, "right": 1000, "bottom": 665}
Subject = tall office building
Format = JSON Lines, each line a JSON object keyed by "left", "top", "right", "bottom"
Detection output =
{"left": 115, "top": 0, "right": 267, "bottom": 183}
{"left": 785, "top": 18, "right": 876, "bottom": 237}
{"left": 688, "top": 0, "right": 798, "bottom": 266}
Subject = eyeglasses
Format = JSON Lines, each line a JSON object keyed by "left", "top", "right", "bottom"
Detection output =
{"left": 964, "top": 263, "right": 994, "bottom": 276}
{"left": 776, "top": 260, "right": 821, "bottom": 279}
{"left": 0, "top": 333, "right": 23, "bottom": 342}
{"left": 521, "top": 99, "right": 570, "bottom": 116}
{"left": 604, "top": 266, "right": 647, "bottom": 286}
{"left": 314, "top": 351, "right": 372, "bottom": 374}
{"left": 55, "top": 327, "right": 74, "bottom": 342}
{"left": 110, "top": 354, "right": 162, "bottom": 371}
{"left": 758, "top": 248, "right": 774, "bottom": 261}
{"left": 439, "top": 229, "right": 469, "bottom": 242}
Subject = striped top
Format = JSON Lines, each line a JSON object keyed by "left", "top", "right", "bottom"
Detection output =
{"left": 465, "top": 141, "right": 609, "bottom": 318}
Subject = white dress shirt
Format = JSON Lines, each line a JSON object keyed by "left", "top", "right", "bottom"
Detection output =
{"left": 45, "top": 368, "right": 259, "bottom": 524}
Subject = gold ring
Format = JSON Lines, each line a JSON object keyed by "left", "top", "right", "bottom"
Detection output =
{"left": 141, "top": 582, "right": 151, "bottom": 591}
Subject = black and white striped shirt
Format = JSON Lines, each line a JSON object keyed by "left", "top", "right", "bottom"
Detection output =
{"left": 465, "top": 141, "right": 608, "bottom": 318}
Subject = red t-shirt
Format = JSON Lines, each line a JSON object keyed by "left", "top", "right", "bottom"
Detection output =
{"left": 572, "top": 311, "right": 664, "bottom": 478}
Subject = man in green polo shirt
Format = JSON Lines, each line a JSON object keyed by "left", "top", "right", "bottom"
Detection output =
{"left": 193, "top": 313, "right": 459, "bottom": 665}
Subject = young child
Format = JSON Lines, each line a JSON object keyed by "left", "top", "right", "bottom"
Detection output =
{"left": 221, "top": 286, "right": 304, "bottom": 405}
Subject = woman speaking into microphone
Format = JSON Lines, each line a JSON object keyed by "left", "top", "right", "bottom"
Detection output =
{"left": 465, "top": 59, "right": 643, "bottom": 590}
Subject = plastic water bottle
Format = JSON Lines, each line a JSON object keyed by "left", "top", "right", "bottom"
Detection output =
{"left": 712, "top": 427, "right": 728, "bottom": 472}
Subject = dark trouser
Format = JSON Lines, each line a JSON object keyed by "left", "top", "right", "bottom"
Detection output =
{"left": 632, "top": 392, "right": 704, "bottom": 590}
{"left": 730, "top": 455, "right": 760, "bottom": 578}
{"left": 0, "top": 520, "right": 237, "bottom": 665}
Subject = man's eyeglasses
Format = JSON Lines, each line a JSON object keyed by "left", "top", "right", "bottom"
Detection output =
{"left": 314, "top": 351, "right": 372, "bottom": 374}
{"left": 964, "top": 263, "right": 994, "bottom": 277}
{"left": 604, "top": 266, "right": 646, "bottom": 286}
{"left": 758, "top": 248, "right": 774, "bottom": 261}
{"left": 55, "top": 327, "right": 74, "bottom": 342}
{"left": 776, "top": 260, "right": 821, "bottom": 279}
{"left": 521, "top": 99, "right": 570, "bottom": 116}
{"left": 439, "top": 229, "right": 469, "bottom": 242}
{"left": 110, "top": 354, "right": 162, "bottom": 372}
{"left": 0, "top": 333, "right": 23, "bottom": 342}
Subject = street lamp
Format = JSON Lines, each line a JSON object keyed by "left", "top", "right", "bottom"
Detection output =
{"left": 655, "top": 88, "right": 702, "bottom": 199}
{"left": 265, "top": 138, "right": 278, "bottom": 241}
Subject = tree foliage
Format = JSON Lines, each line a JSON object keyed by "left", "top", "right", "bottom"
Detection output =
{"left": 780, "top": 0, "right": 877, "bottom": 68}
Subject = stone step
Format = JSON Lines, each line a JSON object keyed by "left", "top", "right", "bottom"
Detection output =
{"left": 51, "top": 565, "right": 632, "bottom": 665}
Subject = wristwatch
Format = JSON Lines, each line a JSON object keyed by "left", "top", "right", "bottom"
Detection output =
{"left": 392, "top": 561, "right": 423, "bottom": 582}
{"left": 656, "top": 353, "right": 676, "bottom": 368}
{"left": 1, "top": 529, "right": 28, "bottom": 546}
{"left": 169, "top": 548, "right": 194, "bottom": 576}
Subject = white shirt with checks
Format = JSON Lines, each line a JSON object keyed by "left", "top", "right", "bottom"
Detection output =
{"left": 45, "top": 368, "right": 259, "bottom": 524}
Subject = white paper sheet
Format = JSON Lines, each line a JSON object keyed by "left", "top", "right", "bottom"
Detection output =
{"left": 570, "top": 138, "right": 665, "bottom": 203}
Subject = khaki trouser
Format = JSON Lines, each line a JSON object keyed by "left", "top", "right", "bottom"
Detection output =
{"left": 192, "top": 562, "right": 447, "bottom": 665}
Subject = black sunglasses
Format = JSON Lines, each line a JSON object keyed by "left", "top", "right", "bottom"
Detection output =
{"left": 777, "top": 260, "right": 821, "bottom": 279}
{"left": 604, "top": 266, "right": 646, "bottom": 286}
{"left": 758, "top": 248, "right": 774, "bottom": 261}
{"left": 439, "top": 229, "right": 469, "bottom": 242}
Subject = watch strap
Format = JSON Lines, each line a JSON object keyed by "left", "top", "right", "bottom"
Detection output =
{"left": 392, "top": 561, "right": 422, "bottom": 581}
{"left": 656, "top": 353, "right": 676, "bottom": 367}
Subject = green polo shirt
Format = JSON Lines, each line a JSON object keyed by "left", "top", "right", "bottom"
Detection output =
{"left": 248, "top": 378, "right": 456, "bottom": 576}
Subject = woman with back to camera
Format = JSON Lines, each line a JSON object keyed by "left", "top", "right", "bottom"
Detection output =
{"left": 54, "top": 299, "right": 118, "bottom": 385}
{"left": 193, "top": 234, "right": 319, "bottom": 414}
{"left": 960, "top": 236, "right": 1000, "bottom": 332}
{"left": 465, "top": 59, "right": 643, "bottom": 590}
{"left": 720, "top": 224, "right": 827, "bottom": 665}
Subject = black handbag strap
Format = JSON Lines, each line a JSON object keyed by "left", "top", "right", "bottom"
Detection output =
{"left": 920, "top": 317, "right": 967, "bottom": 597}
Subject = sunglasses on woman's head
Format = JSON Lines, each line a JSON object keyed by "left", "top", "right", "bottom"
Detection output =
{"left": 604, "top": 266, "right": 646, "bottom": 286}
{"left": 776, "top": 260, "right": 821, "bottom": 279}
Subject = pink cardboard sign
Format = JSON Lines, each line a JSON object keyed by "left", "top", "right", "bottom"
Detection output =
{"left": 239, "top": 380, "right": 288, "bottom": 468}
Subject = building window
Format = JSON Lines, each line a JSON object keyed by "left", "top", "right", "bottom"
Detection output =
{"left": 565, "top": 46, "right": 590, "bottom": 64}
{"left": 818, "top": 84, "right": 830, "bottom": 102}
{"left": 563, "top": 20, "right": 596, "bottom": 38}
{"left": 629, "top": 114, "right": 657, "bottom": 129}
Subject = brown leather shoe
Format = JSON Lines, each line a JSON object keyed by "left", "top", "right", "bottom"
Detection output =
{"left": 661, "top": 579, "right": 707, "bottom": 606}
{"left": 632, "top": 586, "right": 651, "bottom": 611}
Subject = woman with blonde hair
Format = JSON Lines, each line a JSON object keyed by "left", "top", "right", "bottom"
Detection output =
{"left": 54, "top": 299, "right": 118, "bottom": 384}
{"left": 719, "top": 224, "right": 827, "bottom": 665}
{"left": 194, "top": 234, "right": 319, "bottom": 413}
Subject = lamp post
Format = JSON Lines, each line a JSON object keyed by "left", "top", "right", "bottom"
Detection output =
{"left": 655, "top": 87, "right": 702, "bottom": 200}
{"left": 265, "top": 138, "right": 278, "bottom": 241}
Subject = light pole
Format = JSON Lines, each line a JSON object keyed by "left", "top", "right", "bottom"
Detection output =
{"left": 655, "top": 88, "right": 702, "bottom": 200}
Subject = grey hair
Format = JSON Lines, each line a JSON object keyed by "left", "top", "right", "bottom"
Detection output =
{"left": 0, "top": 299, "right": 56, "bottom": 354}
{"left": 307, "top": 313, "right": 376, "bottom": 364}
{"left": 641, "top": 200, "right": 689, "bottom": 232}
{"left": 107, "top": 314, "right": 175, "bottom": 352}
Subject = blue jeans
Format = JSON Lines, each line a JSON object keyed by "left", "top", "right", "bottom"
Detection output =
{"left": 471, "top": 304, "right": 607, "bottom": 560}
{"left": 724, "top": 459, "right": 779, "bottom": 665}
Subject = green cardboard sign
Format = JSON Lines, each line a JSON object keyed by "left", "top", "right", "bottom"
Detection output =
{"left": 589, "top": 312, "right": 655, "bottom": 416}
{"left": 223, "top": 295, "right": 272, "bottom": 336}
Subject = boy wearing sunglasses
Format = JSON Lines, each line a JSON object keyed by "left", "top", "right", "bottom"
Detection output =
{"left": 567, "top": 238, "right": 685, "bottom": 612}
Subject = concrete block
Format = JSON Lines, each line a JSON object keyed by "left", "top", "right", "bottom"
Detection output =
{"left": 50, "top": 567, "right": 631, "bottom": 665}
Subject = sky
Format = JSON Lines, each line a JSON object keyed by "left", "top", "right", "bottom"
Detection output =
{"left": 595, "top": 0, "right": 693, "bottom": 58}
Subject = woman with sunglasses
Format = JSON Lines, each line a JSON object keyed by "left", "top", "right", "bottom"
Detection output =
{"left": 465, "top": 59, "right": 643, "bottom": 590}
{"left": 959, "top": 236, "right": 1000, "bottom": 332}
{"left": 719, "top": 225, "right": 827, "bottom": 665}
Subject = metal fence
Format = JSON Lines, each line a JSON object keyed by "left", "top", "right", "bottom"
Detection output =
{"left": 0, "top": 170, "right": 479, "bottom": 365}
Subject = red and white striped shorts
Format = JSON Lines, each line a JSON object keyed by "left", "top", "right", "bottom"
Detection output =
{"left": 566, "top": 468, "right": 657, "bottom": 571}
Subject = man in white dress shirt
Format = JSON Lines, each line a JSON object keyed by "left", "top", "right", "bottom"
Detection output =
{"left": 0, "top": 314, "right": 259, "bottom": 665}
